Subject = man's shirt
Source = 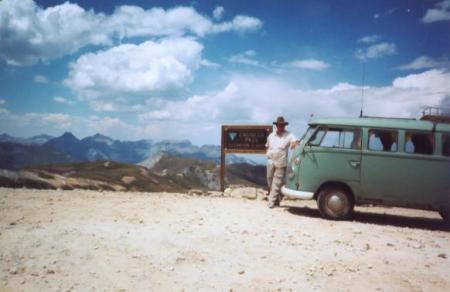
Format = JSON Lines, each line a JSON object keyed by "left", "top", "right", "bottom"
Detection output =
{"left": 266, "top": 130, "right": 298, "bottom": 168}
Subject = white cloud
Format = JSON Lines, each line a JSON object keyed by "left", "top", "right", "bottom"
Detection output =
{"left": 396, "top": 56, "right": 450, "bottom": 70}
{"left": 422, "top": 0, "right": 450, "bottom": 23}
{"left": 0, "top": 0, "right": 262, "bottom": 66}
{"left": 212, "top": 15, "right": 262, "bottom": 34}
{"left": 355, "top": 42, "right": 397, "bottom": 60}
{"left": 284, "top": 59, "right": 330, "bottom": 71}
{"left": 64, "top": 37, "right": 203, "bottom": 110}
{"left": 2, "top": 70, "right": 449, "bottom": 145}
{"left": 53, "top": 96, "right": 75, "bottom": 105}
{"left": 12, "top": 112, "right": 74, "bottom": 129}
{"left": 0, "top": 109, "right": 142, "bottom": 141}
{"left": 228, "top": 50, "right": 263, "bottom": 67}
{"left": 201, "top": 59, "right": 220, "bottom": 68}
{"left": 0, "top": 0, "right": 109, "bottom": 65}
{"left": 213, "top": 6, "right": 225, "bottom": 20}
{"left": 0, "top": 99, "right": 5, "bottom": 105}
{"left": 358, "top": 35, "right": 380, "bottom": 44}
{"left": 392, "top": 69, "right": 450, "bottom": 91}
{"left": 33, "top": 74, "right": 49, "bottom": 84}
{"left": 136, "top": 69, "right": 450, "bottom": 143}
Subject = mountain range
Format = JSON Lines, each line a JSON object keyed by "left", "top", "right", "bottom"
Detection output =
{"left": 0, "top": 132, "right": 255, "bottom": 170}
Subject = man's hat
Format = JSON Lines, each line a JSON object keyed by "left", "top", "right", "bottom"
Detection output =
{"left": 273, "top": 116, "right": 289, "bottom": 125}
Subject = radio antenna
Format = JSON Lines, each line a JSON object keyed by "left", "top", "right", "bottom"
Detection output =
{"left": 360, "top": 62, "right": 365, "bottom": 118}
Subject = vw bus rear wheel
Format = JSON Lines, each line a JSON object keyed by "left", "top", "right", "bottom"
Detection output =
{"left": 317, "top": 186, "right": 354, "bottom": 220}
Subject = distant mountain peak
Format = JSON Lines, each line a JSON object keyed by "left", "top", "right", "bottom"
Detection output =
{"left": 61, "top": 132, "right": 78, "bottom": 139}
{"left": 84, "top": 133, "right": 115, "bottom": 146}
{"left": 93, "top": 133, "right": 108, "bottom": 138}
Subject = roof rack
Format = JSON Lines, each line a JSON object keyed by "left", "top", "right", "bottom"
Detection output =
{"left": 420, "top": 106, "right": 450, "bottom": 123}
{"left": 360, "top": 115, "right": 416, "bottom": 121}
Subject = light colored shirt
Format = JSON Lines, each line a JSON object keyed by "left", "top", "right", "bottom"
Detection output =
{"left": 266, "top": 130, "right": 299, "bottom": 167}
{"left": 405, "top": 140, "right": 415, "bottom": 153}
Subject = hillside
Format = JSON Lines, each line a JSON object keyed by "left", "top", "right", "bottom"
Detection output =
{"left": 144, "top": 152, "right": 266, "bottom": 190}
{"left": 26, "top": 160, "right": 187, "bottom": 192}
{"left": 0, "top": 154, "right": 266, "bottom": 192}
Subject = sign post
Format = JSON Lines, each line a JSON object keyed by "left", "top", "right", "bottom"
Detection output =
{"left": 220, "top": 125, "right": 272, "bottom": 191}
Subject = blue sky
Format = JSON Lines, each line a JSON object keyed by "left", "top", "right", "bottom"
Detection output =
{"left": 0, "top": 0, "right": 449, "bottom": 145}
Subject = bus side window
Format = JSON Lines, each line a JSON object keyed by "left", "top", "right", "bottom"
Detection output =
{"left": 318, "top": 128, "right": 360, "bottom": 149}
{"left": 443, "top": 134, "right": 450, "bottom": 156}
{"left": 405, "top": 132, "right": 433, "bottom": 155}
{"left": 368, "top": 129, "right": 398, "bottom": 152}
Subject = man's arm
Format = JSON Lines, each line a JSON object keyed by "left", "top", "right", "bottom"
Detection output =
{"left": 289, "top": 133, "right": 300, "bottom": 149}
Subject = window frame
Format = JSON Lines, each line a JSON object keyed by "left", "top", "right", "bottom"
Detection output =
{"left": 404, "top": 130, "right": 435, "bottom": 156}
{"left": 367, "top": 128, "right": 399, "bottom": 153}
{"left": 308, "top": 126, "right": 362, "bottom": 150}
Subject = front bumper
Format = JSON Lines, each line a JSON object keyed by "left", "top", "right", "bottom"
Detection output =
{"left": 281, "top": 186, "right": 314, "bottom": 200}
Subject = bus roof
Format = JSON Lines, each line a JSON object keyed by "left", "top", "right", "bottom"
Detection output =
{"left": 309, "top": 117, "right": 450, "bottom": 132}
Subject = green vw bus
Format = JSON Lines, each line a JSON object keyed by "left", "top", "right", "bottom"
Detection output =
{"left": 281, "top": 117, "right": 450, "bottom": 223}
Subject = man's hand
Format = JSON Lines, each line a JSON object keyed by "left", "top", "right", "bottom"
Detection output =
{"left": 290, "top": 140, "right": 300, "bottom": 149}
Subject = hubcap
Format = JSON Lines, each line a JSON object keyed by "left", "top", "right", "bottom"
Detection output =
{"left": 327, "top": 193, "right": 346, "bottom": 214}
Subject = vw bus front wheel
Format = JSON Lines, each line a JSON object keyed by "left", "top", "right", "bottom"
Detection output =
{"left": 317, "top": 186, "right": 354, "bottom": 220}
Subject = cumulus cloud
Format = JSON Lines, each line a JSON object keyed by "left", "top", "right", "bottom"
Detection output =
{"left": 396, "top": 56, "right": 450, "bottom": 70}
{"left": 213, "top": 6, "right": 225, "bottom": 20}
{"left": 0, "top": 99, "right": 5, "bottom": 105}
{"left": 0, "top": 0, "right": 109, "bottom": 65}
{"left": 0, "top": 0, "right": 262, "bottom": 65}
{"left": 283, "top": 59, "right": 330, "bottom": 71}
{"left": 2, "top": 70, "right": 449, "bottom": 145}
{"left": 422, "top": 0, "right": 450, "bottom": 23}
{"left": 358, "top": 35, "right": 380, "bottom": 44}
{"left": 392, "top": 69, "right": 450, "bottom": 91}
{"left": 33, "top": 74, "right": 49, "bottom": 84}
{"left": 53, "top": 96, "right": 75, "bottom": 105}
{"left": 137, "top": 69, "right": 450, "bottom": 143}
{"left": 64, "top": 37, "right": 203, "bottom": 110}
{"left": 355, "top": 42, "right": 397, "bottom": 60}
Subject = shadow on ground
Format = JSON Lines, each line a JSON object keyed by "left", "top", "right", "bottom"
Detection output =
{"left": 285, "top": 205, "right": 449, "bottom": 232}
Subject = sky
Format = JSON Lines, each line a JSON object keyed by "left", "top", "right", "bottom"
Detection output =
{"left": 0, "top": 0, "right": 449, "bottom": 145}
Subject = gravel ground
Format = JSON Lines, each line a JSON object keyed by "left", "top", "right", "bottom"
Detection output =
{"left": 0, "top": 187, "right": 449, "bottom": 291}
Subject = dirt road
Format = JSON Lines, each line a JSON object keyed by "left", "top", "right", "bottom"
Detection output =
{"left": 1, "top": 188, "right": 449, "bottom": 291}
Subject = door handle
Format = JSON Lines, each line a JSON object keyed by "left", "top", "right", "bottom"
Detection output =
{"left": 349, "top": 160, "right": 360, "bottom": 168}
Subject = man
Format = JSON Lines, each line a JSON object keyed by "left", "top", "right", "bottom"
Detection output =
{"left": 266, "top": 116, "right": 299, "bottom": 208}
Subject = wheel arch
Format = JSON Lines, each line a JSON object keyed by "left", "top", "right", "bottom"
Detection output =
{"left": 314, "top": 181, "right": 356, "bottom": 203}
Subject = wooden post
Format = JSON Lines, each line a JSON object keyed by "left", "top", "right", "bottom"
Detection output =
{"left": 220, "top": 125, "right": 225, "bottom": 192}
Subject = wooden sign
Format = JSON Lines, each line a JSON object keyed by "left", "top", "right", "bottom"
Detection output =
{"left": 220, "top": 125, "right": 272, "bottom": 191}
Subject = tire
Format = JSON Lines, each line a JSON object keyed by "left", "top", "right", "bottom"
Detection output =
{"left": 317, "top": 186, "right": 354, "bottom": 220}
